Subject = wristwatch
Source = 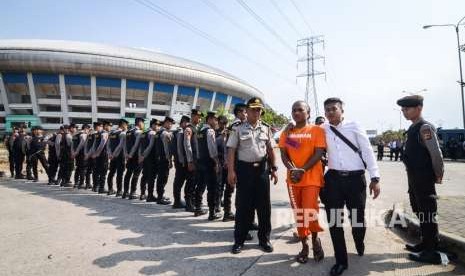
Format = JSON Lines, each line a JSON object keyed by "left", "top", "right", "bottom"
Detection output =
{"left": 371, "top": 177, "right": 380, "bottom": 183}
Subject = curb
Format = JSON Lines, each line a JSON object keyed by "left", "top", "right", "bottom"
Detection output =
{"left": 386, "top": 202, "right": 465, "bottom": 264}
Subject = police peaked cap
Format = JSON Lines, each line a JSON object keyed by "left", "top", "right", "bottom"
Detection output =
{"left": 191, "top": 109, "right": 203, "bottom": 117}
{"left": 247, "top": 97, "right": 265, "bottom": 109}
{"left": 180, "top": 115, "right": 190, "bottom": 123}
{"left": 163, "top": 116, "right": 175, "bottom": 124}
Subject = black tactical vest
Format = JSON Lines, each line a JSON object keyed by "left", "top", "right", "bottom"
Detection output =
{"left": 184, "top": 124, "right": 199, "bottom": 161}
{"left": 155, "top": 129, "right": 166, "bottom": 161}
{"left": 13, "top": 133, "right": 24, "bottom": 152}
{"left": 72, "top": 131, "right": 82, "bottom": 149}
{"left": 86, "top": 132, "right": 95, "bottom": 152}
{"left": 31, "top": 135, "right": 46, "bottom": 152}
{"left": 94, "top": 131, "right": 107, "bottom": 157}
{"left": 403, "top": 119, "right": 434, "bottom": 173}
{"left": 198, "top": 127, "right": 212, "bottom": 164}
{"left": 216, "top": 129, "right": 225, "bottom": 165}
{"left": 108, "top": 129, "right": 122, "bottom": 152}
{"left": 125, "top": 128, "right": 137, "bottom": 153}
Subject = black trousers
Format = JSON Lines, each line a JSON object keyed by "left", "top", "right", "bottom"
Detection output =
{"left": 173, "top": 162, "right": 188, "bottom": 204}
{"left": 48, "top": 152, "right": 58, "bottom": 182}
{"left": 13, "top": 152, "right": 25, "bottom": 177}
{"left": 86, "top": 158, "right": 94, "bottom": 187}
{"left": 407, "top": 170, "right": 439, "bottom": 251}
{"left": 195, "top": 161, "right": 219, "bottom": 211}
{"left": 322, "top": 170, "right": 367, "bottom": 267}
{"left": 26, "top": 153, "right": 33, "bottom": 178}
{"left": 156, "top": 160, "right": 170, "bottom": 199}
{"left": 94, "top": 154, "right": 108, "bottom": 191}
{"left": 123, "top": 157, "right": 142, "bottom": 194}
{"left": 74, "top": 153, "right": 88, "bottom": 187}
{"left": 234, "top": 160, "right": 271, "bottom": 245}
{"left": 218, "top": 167, "right": 234, "bottom": 213}
{"left": 31, "top": 152, "right": 49, "bottom": 180}
{"left": 58, "top": 153, "right": 74, "bottom": 183}
{"left": 185, "top": 162, "right": 199, "bottom": 205}
{"left": 8, "top": 151, "right": 15, "bottom": 177}
{"left": 142, "top": 157, "right": 157, "bottom": 198}
{"left": 107, "top": 154, "right": 125, "bottom": 192}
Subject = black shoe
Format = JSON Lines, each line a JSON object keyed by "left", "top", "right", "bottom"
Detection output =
{"left": 92, "top": 186, "right": 98, "bottom": 192}
{"left": 194, "top": 209, "right": 208, "bottom": 217}
{"left": 85, "top": 184, "right": 91, "bottom": 190}
{"left": 355, "top": 241, "right": 365, "bottom": 256}
{"left": 208, "top": 211, "right": 222, "bottom": 221}
{"left": 27, "top": 176, "right": 34, "bottom": 180}
{"left": 250, "top": 222, "right": 259, "bottom": 231}
{"left": 231, "top": 243, "right": 243, "bottom": 254}
{"left": 115, "top": 190, "right": 122, "bottom": 197}
{"left": 223, "top": 212, "right": 235, "bottom": 222}
{"left": 146, "top": 196, "right": 157, "bottom": 202}
{"left": 15, "top": 175, "right": 25, "bottom": 179}
{"left": 63, "top": 182, "right": 73, "bottom": 188}
{"left": 33, "top": 178, "right": 39, "bottom": 183}
{"left": 107, "top": 189, "right": 116, "bottom": 196}
{"left": 330, "top": 264, "right": 347, "bottom": 276}
{"left": 408, "top": 250, "right": 442, "bottom": 265}
{"left": 128, "top": 193, "right": 137, "bottom": 200}
{"left": 215, "top": 207, "right": 221, "bottom": 213}
{"left": 405, "top": 243, "right": 424, "bottom": 253}
{"left": 245, "top": 233, "right": 253, "bottom": 241}
{"left": 157, "top": 197, "right": 172, "bottom": 205}
{"left": 139, "top": 194, "right": 147, "bottom": 201}
{"left": 122, "top": 192, "right": 128, "bottom": 199}
{"left": 172, "top": 201, "right": 186, "bottom": 209}
{"left": 258, "top": 241, "right": 274, "bottom": 253}
{"left": 98, "top": 189, "right": 107, "bottom": 194}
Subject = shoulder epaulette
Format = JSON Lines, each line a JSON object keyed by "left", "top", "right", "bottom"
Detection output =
{"left": 261, "top": 121, "right": 270, "bottom": 127}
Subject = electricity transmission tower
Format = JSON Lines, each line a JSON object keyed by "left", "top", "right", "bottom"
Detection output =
{"left": 297, "top": 36, "right": 326, "bottom": 116}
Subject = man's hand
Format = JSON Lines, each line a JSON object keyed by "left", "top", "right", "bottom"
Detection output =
{"left": 138, "top": 156, "right": 144, "bottom": 164}
{"left": 187, "top": 162, "right": 195, "bottom": 172}
{"left": 290, "top": 169, "right": 304, "bottom": 183}
{"left": 169, "top": 160, "right": 173, "bottom": 169}
{"left": 108, "top": 154, "right": 113, "bottom": 161}
{"left": 284, "top": 122, "right": 296, "bottom": 133}
{"left": 270, "top": 171, "right": 278, "bottom": 185}
{"left": 214, "top": 162, "right": 219, "bottom": 174}
{"left": 228, "top": 170, "right": 237, "bottom": 187}
{"left": 369, "top": 181, "right": 380, "bottom": 199}
{"left": 436, "top": 177, "right": 443, "bottom": 184}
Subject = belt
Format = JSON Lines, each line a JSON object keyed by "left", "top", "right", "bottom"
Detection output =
{"left": 328, "top": 169, "right": 364, "bottom": 177}
{"left": 237, "top": 159, "right": 266, "bottom": 167}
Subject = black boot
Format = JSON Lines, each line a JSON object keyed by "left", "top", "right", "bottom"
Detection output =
{"left": 223, "top": 212, "right": 235, "bottom": 222}
{"left": 208, "top": 208, "right": 222, "bottom": 221}
{"left": 185, "top": 198, "right": 195, "bottom": 212}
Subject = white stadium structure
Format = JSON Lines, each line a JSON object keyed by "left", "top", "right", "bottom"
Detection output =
{"left": 0, "top": 39, "right": 263, "bottom": 132}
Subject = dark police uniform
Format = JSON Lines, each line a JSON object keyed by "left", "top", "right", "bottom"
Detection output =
{"left": 227, "top": 97, "right": 276, "bottom": 253}
{"left": 196, "top": 116, "right": 221, "bottom": 219}
{"left": 30, "top": 128, "right": 49, "bottom": 181}
{"left": 84, "top": 129, "right": 96, "bottom": 190}
{"left": 56, "top": 128, "right": 74, "bottom": 187}
{"left": 155, "top": 126, "right": 173, "bottom": 205}
{"left": 217, "top": 125, "right": 235, "bottom": 220}
{"left": 73, "top": 128, "right": 89, "bottom": 189}
{"left": 123, "top": 125, "right": 143, "bottom": 199}
{"left": 25, "top": 133, "right": 34, "bottom": 180}
{"left": 183, "top": 119, "right": 201, "bottom": 212}
{"left": 397, "top": 95, "right": 444, "bottom": 264}
{"left": 13, "top": 131, "right": 26, "bottom": 179}
{"left": 107, "top": 126, "right": 126, "bottom": 196}
{"left": 172, "top": 116, "right": 191, "bottom": 209}
{"left": 47, "top": 132, "right": 59, "bottom": 184}
{"left": 139, "top": 126, "right": 158, "bottom": 201}
{"left": 92, "top": 128, "right": 109, "bottom": 193}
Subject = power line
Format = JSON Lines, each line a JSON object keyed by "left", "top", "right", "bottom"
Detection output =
{"left": 268, "top": 0, "right": 302, "bottom": 38}
{"left": 235, "top": 0, "right": 295, "bottom": 54}
{"left": 200, "top": 0, "right": 294, "bottom": 67}
{"left": 289, "top": 0, "right": 314, "bottom": 35}
{"left": 133, "top": 0, "right": 296, "bottom": 85}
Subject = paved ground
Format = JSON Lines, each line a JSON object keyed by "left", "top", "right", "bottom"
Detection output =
{"left": 0, "top": 157, "right": 464, "bottom": 275}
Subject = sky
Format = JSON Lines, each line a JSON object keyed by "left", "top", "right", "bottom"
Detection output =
{"left": 2, "top": 0, "right": 465, "bottom": 131}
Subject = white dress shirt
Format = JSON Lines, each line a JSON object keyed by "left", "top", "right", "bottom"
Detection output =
{"left": 323, "top": 119, "right": 380, "bottom": 179}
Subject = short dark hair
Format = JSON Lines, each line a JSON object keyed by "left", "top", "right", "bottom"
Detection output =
{"left": 323, "top": 97, "right": 343, "bottom": 106}
{"left": 233, "top": 103, "right": 247, "bottom": 116}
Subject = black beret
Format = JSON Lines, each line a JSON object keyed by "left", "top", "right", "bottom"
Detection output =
{"left": 82, "top": 124, "right": 91, "bottom": 130}
{"left": 397, "top": 95, "right": 424, "bottom": 107}
{"left": 102, "top": 120, "right": 112, "bottom": 126}
{"left": 94, "top": 122, "right": 103, "bottom": 127}
{"left": 180, "top": 115, "right": 190, "bottom": 123}
{"left": 150, "top": 118, "right": 160, "bottom": 126}
{"left": 163, "top": 116, "right": 175, "bottom": 124}
{"left": 218, "top": 115, "right": 228, "bottom": 124}
{"left": 135, "top": 117, "right": 145, "bottom": 124}
{"left": 247, "top": 97, "right": 265, "bottom": 109}
{"left": 118, "top": 119, "right": 129, "bottom": 125}
{"left": 69, "top": 123, "right": 77, "bottom": 129}
{"left": 191, "top": 109, "right": 203, "bottom": 116}
{"left": 62, "top": 124, "right": 70, "bottom": 130}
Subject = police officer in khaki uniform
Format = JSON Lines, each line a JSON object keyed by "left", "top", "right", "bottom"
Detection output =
{"left": 397, "top": 95, "right": 444, "bottom": 264}
{"left": 227, "top": 97, "right": 278, "bottom": 254}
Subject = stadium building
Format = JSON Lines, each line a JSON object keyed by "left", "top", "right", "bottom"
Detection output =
{"left": 0, "top": 39, "right": 263, "bottom": 132}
